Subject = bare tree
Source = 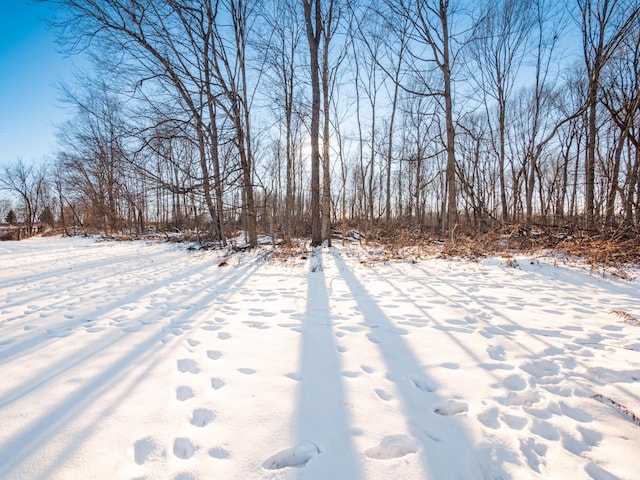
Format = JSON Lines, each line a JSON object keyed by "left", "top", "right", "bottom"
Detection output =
{"left": 578, "top": 0, "right": 640, "bottom": 226}
{"left": 470, "top": 0, "right": 533, "bottom": 223}
{"left": 387, "top": 0, "right": 462, "bottom": 231}
{"left": 600, "top": 20, "right": 640, "bottom": 226}
{"left": 260, "top": 0, "right": 304, "bottom": 240}
{"left": 0, "top": 159, "right": 48, "bottom": 232}
{"left": 302, "top": 0, "right": 322, "bottom": 246}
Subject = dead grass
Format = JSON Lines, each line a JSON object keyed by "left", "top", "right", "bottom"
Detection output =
{"left": 356, "top": 225, "right": 640, "bottom": 276}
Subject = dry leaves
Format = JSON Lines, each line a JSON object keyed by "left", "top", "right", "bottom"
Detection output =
{"left": 610, "top": 310, "right": 640, "bottom": 326}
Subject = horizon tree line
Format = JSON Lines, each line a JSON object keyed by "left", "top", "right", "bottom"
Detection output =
{"left": 1, "top": 0, "right": 639, "bottom": 245}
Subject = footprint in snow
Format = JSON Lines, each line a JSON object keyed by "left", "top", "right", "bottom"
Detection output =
{"left": 177, "top": 359, "right": 199, "bottom": 374}
{"left": 561, "top": 433, "right": 591, "bottom": 456}
{"left": 176, "top": 386, "right": 194, "bottom": 401}
{"left": 187, "top": 339, "right": 200, "bottom": 347}
{"left": 209, "top": 447, "right": 230, "bottom": 459}
{"left": 207, "top": 350, "right": 222, "bottom": 360}
{"left": 433, "top": 399, "right": 469, "bottom": 416}
{"left": 503, "top": 374, "right": 527, "bottom": 391}
{"left": 173, "top": 438, "right": 197, "bottom": 459}
{"left": 238, "top": 368, "right": 256, "bottom": 375}
{"left": 134, "top": 436, "right": 165, "bottom": 464}
{"left": 375, "top": 389, "right": 394, "bottom": 401}
{"left": 244, "top": 320, "right": 269, "bottom": 329}
{"left": 559, "top": 402, "right": 592, "bottom": 423}
{"left": 440, "top": 362, "right": 459, "bottom": 369}
{"left": 262, "top": 441, "right": 320, "bottom": 470}
{"left": 47, "top": 327, "right": 73, "bottom": 338}
{"left": 519, "top": 360, "right": 560, "bottom": 378}
{"left": 366, "top": 333, "right": 380, "bottom": 344}
{"left": 477, "top": 407, "right": 500, "bottom": 429}
{"left": 174, "top": 473, "right": 197, "bottom": 480}
{"left": 530, "top": 419, "right": 559, "bottom": 441}
{"left": 202, "top": 324, "right": 221, "bottom": 331}
{"left": 191, "top": 408, "right": 215, "bottom": 427}
{"left": 364, "top": 435, "right": 418, "bottom": 459}
{"left": 408, "top": 374, "right": 437, "bottom": 393}
{"left": 218, "top": 332, "right": 231, "bottom": 340}
{"left": 501, "top": 413, "right": 528, "bottom": 430}
{"left": 211, "top": 378, "right": 225, "bottom": 390}
{"left": 519, "top": 438, "right": 547, "bottom": 473}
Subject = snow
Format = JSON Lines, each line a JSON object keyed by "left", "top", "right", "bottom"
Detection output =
{"left": 1, "top": 235, "right": 639, "bottom": 480}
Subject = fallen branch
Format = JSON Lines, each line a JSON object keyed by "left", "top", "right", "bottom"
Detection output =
{"left": 593, "top": 394, "right": 640, "bottom": 427}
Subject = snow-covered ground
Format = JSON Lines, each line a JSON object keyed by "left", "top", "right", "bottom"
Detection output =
{"left": 1, "top": 236, "right": 639, "bottom": 480}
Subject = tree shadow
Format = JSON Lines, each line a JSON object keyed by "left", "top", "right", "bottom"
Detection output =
{"left": 0, "top": 258, "right": 258, "bottom": 479}
{"left": 331, "top": 250, "right": 506, "bottom": 478}
{"left": 293, "top": 248, "right": 362, "bottom": 479}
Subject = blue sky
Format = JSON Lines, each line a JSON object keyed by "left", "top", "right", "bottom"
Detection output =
{"left": 0, "top": 0, "right": 79, "bottom": 166}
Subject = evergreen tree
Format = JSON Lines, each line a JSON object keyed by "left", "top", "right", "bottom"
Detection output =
{"left": 5, "top": 209, "right": 17, "bottom": 225}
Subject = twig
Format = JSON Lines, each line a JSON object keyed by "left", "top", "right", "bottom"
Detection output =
{"left": 593, "top": 394, "right": 640, "bottom": 427}
{"left": 610, "top": 310, "right": 640, "bottom": 326}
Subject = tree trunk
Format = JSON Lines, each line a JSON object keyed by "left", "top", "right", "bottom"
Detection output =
{"left": 303, "top": 0, "right": 322, "bottom": 246}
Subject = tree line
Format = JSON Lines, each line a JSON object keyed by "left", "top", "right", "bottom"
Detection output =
{"left": 2, "top": 0, "right": 639, "bottom": 245}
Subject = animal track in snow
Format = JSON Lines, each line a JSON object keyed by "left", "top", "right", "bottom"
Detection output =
{"left": 177, "top": 359, "right": 199, "bottom": 374}
{"left": 191, "top": 408, "right": 215, "bottom": 427}
{"left": 262, "top": 441, "right": 320, "bottom": 470}
{"left": 218, "top": 332, "right": 231, "bottom": 340}
{"left": 433, "top": 400, "right": 469, "bottom": 416}
{"left": 173, "top": 438, "right": 197, "bottom": 460}
{"left": 176, "top": 386, "right": 194, "bottom": 401}
{"left": 364, "top": 435, "right": 418, "bottom": 459}
{"left": 238, "top": 368, "right": 256, "bottom": 375}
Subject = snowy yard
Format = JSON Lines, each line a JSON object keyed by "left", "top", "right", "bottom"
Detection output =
{"left": 1, "top": 236, "right": 639, "bottom": 480}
